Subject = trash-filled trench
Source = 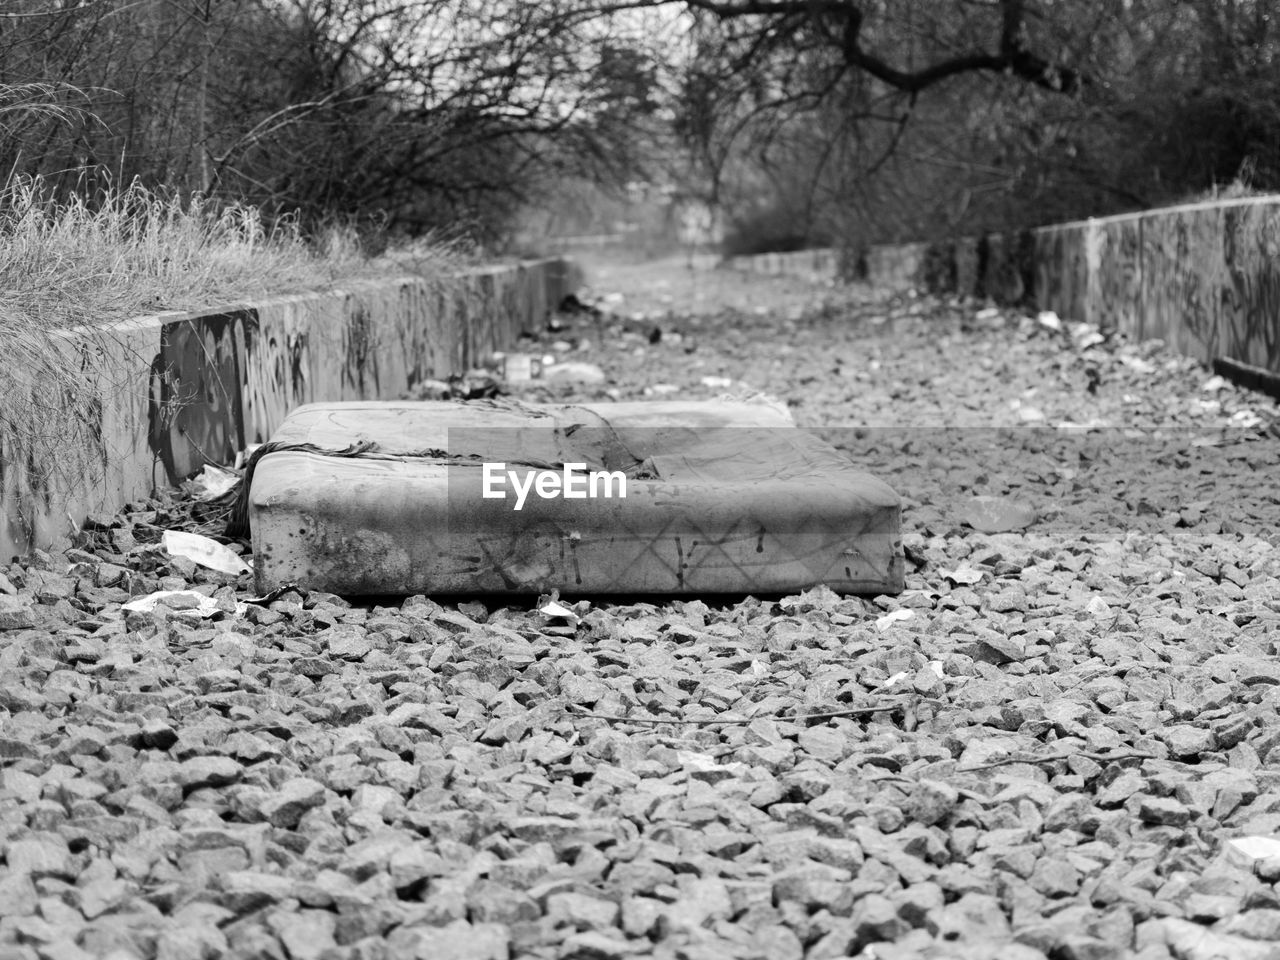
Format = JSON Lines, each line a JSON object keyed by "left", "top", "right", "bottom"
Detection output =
{"left": 2, "top": 256, "right": 1280, "bottom": 960}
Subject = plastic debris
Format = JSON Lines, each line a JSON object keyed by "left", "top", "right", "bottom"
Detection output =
{"left": 122, "top": 590, "right": 226, "bottom": 618}
{"left": 942, "top": 566, "right": 984, "bottom": 586}
{"left": 162, "top": 530, "right": 252, "bottom": 576}
{"left": 187, "top": 464, "right": 240, "bottom": 501}
{"left": 1120, "top": 356, "right": 1157, "bottom": 375}
{"left": 537, "top": 597, "right": 580, "bottom": 623}
{"left": 1055, "top": 419, "right": 1110, "bottom": 432}
{"left": 875, "top": 609, "right": 914, "bottom": 631}
{"left": 1077, "top": 331, "right": 1105, "bottom": 348}
{"left": 1086, "top": 596, "right": 1113, "bottom": 617}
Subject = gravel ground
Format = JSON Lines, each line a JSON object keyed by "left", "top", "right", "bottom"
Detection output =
{"left": 2, "top": 256, "right": 1280, "bottom": 960}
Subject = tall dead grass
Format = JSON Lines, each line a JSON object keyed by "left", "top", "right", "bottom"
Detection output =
{"left": 0, "top": 176, "right": 462, "bottom": 543}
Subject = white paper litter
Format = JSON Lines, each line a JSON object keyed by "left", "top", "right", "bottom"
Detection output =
{"left": 875, "top": 609, "right": 915, "bottom": 631}
{"left": 1076, "top": 331, "right": 1105, "bottom": 348}
{"left": 188, "top": 464, "right": 240, "bottom": 501}
{"left": 122, "top": 590, "right": 225, "bottom": 618}
{"left": 1056, "top": 419, "right": 1110, "bottom": 432}
{"left": 1121, "top": 356, "right": 1157, "bottom": 375}
{"left": 162, "top": 530, "right": 252, "bottom": 575}
{"left": 942, "top": 566, "right": 985, "bottom": 586}
{"left": 679, "top": 750, "right": 745, "bottom": 776}
{"left": 1086, "top": 596, "right": 1113, "bottom": 617}
{"left": 1069, "top": 322, "right": 1105, "bottom": 348}
{"left": 538, "top": 599, "right": 579, "bottom": 622}
{"left": 1037, "top": 311, "right": 1062, "bottom": 331}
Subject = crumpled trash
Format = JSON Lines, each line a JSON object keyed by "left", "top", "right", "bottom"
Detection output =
{"left": 122, "top": 590, "right": 238, "bottom": 619}
{"left": 1230, "top": 409, "right": 1263, "bottom": 428}
{"left": 162, "top": 530, "right": 252, "bottom": 576}
{"left": 779, "top": 584, "right": 840, "bottom": 613}
{"left": 537, "top": 592, "right": 585, "bottom": 625}
{"left": 1120, "top": 355, "right": 1157, "bottom": 375}
{"left": 942, "top": 566, "right": 984, "bottom": 586}
{"left": 1070, "top": 322, "right": 1105, "bottom": 349}
{"left": 875, "top": 608, "right": 914, "bottom": 631}
{"left": 186, "top": 465, "right": 240, "bottom": 501}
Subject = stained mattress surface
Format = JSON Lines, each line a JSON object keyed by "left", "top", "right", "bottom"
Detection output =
{"left": 249, "top": 399, "right": 903, "bottom": 596}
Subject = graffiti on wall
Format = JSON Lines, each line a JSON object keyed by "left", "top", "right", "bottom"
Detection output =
{"left": 981, "top": 233, "right": 1035, "bottom": 305}
{"left": 467, "top": 272, "right": 498, "bottom": 370}
{"left": 1094, "top": 218, "right": 1143, "bottom": 338}
{"left": 342, "top": 298, "right": 380, "bottom": 398}
{"left": 1218, "top": 203, "right": 1280, "bottom": 371}
{"left": 148, "top": 310, "right": 249, "bottom": 484}
{"left": 1034, "top": 226, "right": 1089, "bottom": 325}
{"left": 1137, "top": 205, "right": 1271, "bottom": 364}
{"left": 1219, "top": 265, "right": 1280, "bottom": 370}
{"left": 1141, "top": 212, "right": 1207, "bottom": 359}
{"left": 396, "top": 280, "right": 445, "bottom": 393}
{"left": 953, "top": 239, "right": 980, "bottom": 298}
{"left": 240, "top": 301, "right": 317, "bottom": 447}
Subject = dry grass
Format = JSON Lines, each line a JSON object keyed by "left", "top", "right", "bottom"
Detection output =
{"left": 0, "top": 176, "right": 464, "bottom": 535}
{"left": 0, "top": 176, "right": 462, "bottom": 329}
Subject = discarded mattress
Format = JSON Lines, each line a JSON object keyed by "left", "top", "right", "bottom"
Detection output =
{"left": 248, "top": 398, "right": 903, "bottom": 596}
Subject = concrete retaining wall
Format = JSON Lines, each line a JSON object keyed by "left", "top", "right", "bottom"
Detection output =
{"left": 860, "top": 197, "right": 1280, "bottom": 378}
{"left": 1, "top": 259, "right": 580, "bottom": 560}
